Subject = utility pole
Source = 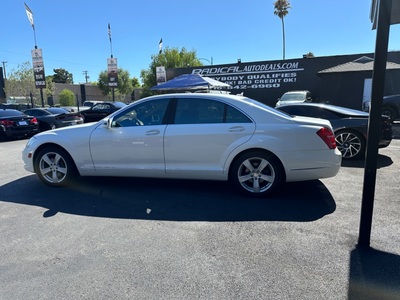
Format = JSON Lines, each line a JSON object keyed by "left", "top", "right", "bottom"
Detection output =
{"left": 1, "top": 61, "right": 7, "bottom": 79}
{"left": 82, "top": 70, "right": 89, "bottom": 83}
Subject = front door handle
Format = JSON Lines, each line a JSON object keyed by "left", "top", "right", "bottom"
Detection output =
{"left": 146, "top": 130, "right": 160, "bottom": 135}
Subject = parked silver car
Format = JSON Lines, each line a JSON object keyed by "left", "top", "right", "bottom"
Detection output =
{"left": 275, "top": 90, "right": 312, "bottom": 107}
{"left": 22, "top": 93, "right": 341, "bottom": 197}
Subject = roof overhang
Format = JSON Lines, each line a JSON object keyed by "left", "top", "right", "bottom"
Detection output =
{"left": 371, "top": 0, "right": 400, "bottom": 29}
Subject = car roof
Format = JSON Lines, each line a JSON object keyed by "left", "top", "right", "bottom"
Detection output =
{"left": 128, "top": 92, "right": 293, "bottom": 121}
{"left": 136, "top": 92, "right": 249, "bottom": 103}
{"left": 283, "top": 90, "right": 310, "bottom": 94}
{"left": 278, "top": 102, "right": 369, "bottom": 117}
{"left": 25, "top": 108, "right": 46, "bottom": 111}
{"left": 94, "top": 101, "right": 126, "bottom": 107}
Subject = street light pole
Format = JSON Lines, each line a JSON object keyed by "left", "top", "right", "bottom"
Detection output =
{"left": 358, "top": 0, "right": 392, "bottom": 248}
{"left": 1, "top": 61, "right": 7, "bottom": 79}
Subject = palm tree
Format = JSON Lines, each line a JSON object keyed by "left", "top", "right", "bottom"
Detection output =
{"left": 273, "top": 0, "right": 291, "bottom": 60}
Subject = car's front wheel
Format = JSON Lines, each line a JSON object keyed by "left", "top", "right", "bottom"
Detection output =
{"left": 35, "top": 146, "right": 77, "bottom": 187}
{"left": 230, "top": 151, "right": 284, "bottom": 197}
{"left": 335, "top": 130, "right": 365, "bottom": 160}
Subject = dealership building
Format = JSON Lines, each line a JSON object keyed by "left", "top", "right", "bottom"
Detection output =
{"left": 1, "top": 51, "right": 400, "bottom": 109}
{"left": 167, "top": 51, "right": 400, "bottom": 110}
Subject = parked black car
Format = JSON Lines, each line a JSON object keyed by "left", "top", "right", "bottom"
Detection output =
{"left": 363, "top": 94, "right": 400, "bottom": 121}
{"left": 276, "top": 103, "right": 393, "bottom": 160}
{"left": 0, "top": 109, "right": 39, "bottom": 139}
{"left": 80, "top": 101, "right": 126, "bottom": 123}
{"left": 24, "top": 107, "right": 84, "bottom": 131}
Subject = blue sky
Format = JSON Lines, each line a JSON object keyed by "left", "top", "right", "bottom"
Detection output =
{"left": 2, "top": 0, "right": 400, "bottom": 84}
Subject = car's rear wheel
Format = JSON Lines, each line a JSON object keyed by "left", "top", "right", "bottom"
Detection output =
{"left": 230, "top": 151, "right": 284, "bottom": 197}
{"left": 335, "top": 130, "right": 365, "bottom": 160}
{"left": 35, "top": 146, "right": 77, "bottom": 187}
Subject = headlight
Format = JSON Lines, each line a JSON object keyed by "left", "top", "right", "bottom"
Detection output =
{"left": 25, "top": 136, "right": 37, "bottom": 148}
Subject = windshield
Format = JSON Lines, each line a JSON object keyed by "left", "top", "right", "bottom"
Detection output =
{"left": 280, "top": 93, "right": 306, "bottom": 101}
{"left": 47, "top": 108, "right": 69, "bottom": 114}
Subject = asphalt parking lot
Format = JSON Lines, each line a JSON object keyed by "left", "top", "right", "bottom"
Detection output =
{"left": 0, "top": 136, "right": 399, "bottom": 300}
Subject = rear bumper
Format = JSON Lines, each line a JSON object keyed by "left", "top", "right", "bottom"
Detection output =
{"left": 0, "top": 125, "right": 39, "bottom": 138}
{"left": 281, "top": 148, "right": 342, "bottom": 182}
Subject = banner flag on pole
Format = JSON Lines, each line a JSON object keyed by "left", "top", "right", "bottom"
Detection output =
{"left": 24, "top": 2, "right": 34, "bottom": 28}
{"left": 108, "top": 23, "right": 112, "bottom": 42}
{"left": 159, "top": 38, "right": 163, "bottom": 54}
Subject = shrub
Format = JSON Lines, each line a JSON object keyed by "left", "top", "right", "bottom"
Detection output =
{"left": 58, "top": 89, "right": 75, "bottom": 106}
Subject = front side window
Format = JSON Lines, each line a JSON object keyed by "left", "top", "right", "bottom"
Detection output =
{"left": 112, "top": 98, "right": 170, "bottom": 127}
{"left": 93, "top": 104, "right": 111, "bottom": 110}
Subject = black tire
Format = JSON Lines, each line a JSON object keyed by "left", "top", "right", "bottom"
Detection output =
{"left": 34, "top": 146, "right": 77, "bottom": 187}
{"left": 382, "top": 105, "right": 398, "bottom": 121}
{"left": 230, "top": 151, "right": 284, "bottom": 197}
{"left": 335, "top": 130, "right": 365, "bottom": 160}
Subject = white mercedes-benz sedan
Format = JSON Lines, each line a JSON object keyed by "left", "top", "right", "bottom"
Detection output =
{"left": 22, "top": 93, "right": 342, "bottom": 197}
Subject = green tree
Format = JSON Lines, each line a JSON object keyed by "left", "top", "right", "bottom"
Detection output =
{"left": 58, "top": 89, "right": 75, "bottom": 106}
{"left": 45, "top": 75, "right": 55, "bottom": 96}
{"left": 274, "top": 0, "right": 291, "bottom": 60}
{"left": 4, "top": 61, "right": 39, "bottom": 105}
{"left": 52, "top": 68, "right": 74, "bottom": 84}
{"left": 140, "top": 47, "right": 203, "bottom": 97}
{"left": 97, "top": 68, "right": 133, "bottom": 101}
{"left": 131, "top": 77, "right": 141, "bottom": 88}
{"left": 304, "top": 52, "right": 315, "bottom": 58}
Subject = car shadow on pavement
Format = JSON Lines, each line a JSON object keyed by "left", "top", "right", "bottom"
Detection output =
{"left": 348, "top": 246, "right": 400, "bottom": 299}
{"left": 0, "top": 175, "right": 336, "bottom": 222}
{"left": 341, "top": 154, "right": 393, "bottom": 169}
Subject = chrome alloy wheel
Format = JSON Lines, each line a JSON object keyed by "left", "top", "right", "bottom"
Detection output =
{"left": 335, "top": 131, "right": 363, "bottom": 159}
{"left": 237, "top": 156, "right": 276, "bottom": 194}
{"left": 38, "top": 151, "right": 68, "bottom": 184}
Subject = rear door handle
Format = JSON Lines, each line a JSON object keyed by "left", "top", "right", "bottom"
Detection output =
{"left": 229, "top": 126, "right": 245, "bottom": 132}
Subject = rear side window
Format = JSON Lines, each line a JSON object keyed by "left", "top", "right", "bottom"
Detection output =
{"left": 174, "top": 98, "right": 252, "bottom": 124}
{"left": 226, "top": 105, "right": 252, "bottom": 123}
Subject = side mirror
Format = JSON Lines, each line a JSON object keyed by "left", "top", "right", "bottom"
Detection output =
{"left": 106, "top": 117, "right": 113, "bottom": 128}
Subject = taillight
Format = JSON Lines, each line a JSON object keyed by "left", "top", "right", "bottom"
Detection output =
{"left": 317, "top": 127, "right": 336, "bottom": 149}
{"left": 30, "top": 117, "right": 38, "bottom": 125}
{"left": 0, "top": 120, "right": 14, "bottom": 125}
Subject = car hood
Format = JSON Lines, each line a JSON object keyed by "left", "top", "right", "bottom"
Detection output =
{"left": 34, "top": 121, "right": 98, "bottom": 137}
